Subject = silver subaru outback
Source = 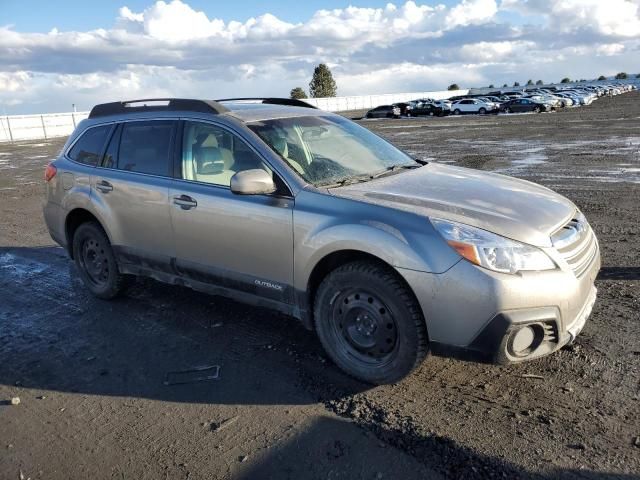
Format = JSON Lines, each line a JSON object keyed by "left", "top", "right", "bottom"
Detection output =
{"left": 43, "top": 98, "right": 600, "bottom": 384}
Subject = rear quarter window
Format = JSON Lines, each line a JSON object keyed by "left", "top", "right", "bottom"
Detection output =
{"left": 68, "top": 125, "right": 112, "bottom": 166}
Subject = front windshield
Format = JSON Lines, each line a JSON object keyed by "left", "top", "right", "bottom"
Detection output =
{"left": 248, "top": 115, "right": 417, "bottom": 187}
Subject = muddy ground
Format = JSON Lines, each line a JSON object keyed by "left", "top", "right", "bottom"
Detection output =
{"left": 1, "top": 93, "right": 639, "bottom": 479}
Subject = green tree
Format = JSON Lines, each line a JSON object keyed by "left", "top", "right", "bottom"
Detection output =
{"left": 535, "top": 80, "right": 544, "bottom": 85}
{"left": 598, "top": 75, "right": 607, "bottom": 81}
{"left": 560, "top": 77, "right": 571, "bottom": 83}
{"left": 309, "top": 64, "right": 337, "bottom": 98}
{"left": 502, "top": 83, "right": 508, "bottom": 88}
{"left": 447, "top": 83, "right": 460, "bottom": 90}
{"left": 290, "top": 87, "right": 308, "bottom": 99}
{"left": 526, "top": 79, "right": 533, "bottom": 85}
{"left": 488, "top": 84, "right": 494, "bottom": 88}
{"left": 615, "top": 72, "right": 628, "bottom": 79}
{"left": 513, "top": 81, "right": 520, "bottom": 87}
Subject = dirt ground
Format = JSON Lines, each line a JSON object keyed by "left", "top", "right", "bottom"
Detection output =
{"left": 1, "top": 93, "right": 639, "bottom": 480}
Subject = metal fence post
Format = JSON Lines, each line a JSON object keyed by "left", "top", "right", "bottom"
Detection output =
{"left": 6, "top": 116, "right": 13, "bottom": 142}
{"left": 40, "top": 115, "right": 47, "bottom": 139}
{"left": 71, "top": 112, "right": 76, "bottom": 128}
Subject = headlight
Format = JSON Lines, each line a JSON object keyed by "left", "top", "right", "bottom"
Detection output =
{"left": 431, "top": 219, "right": 556, "bottom": 274}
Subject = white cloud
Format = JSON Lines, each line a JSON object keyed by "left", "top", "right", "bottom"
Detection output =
{"left": 596, "top": 43, "right": 626, "bottom": 56}
{"left": 0, "top": 0, "right": 638, "bottom": 114}
{"left": 447, "top": 0, "right": 499, "bottom": 27}
{"left": 501, "top": 0, "right": 640, "bottom": 37}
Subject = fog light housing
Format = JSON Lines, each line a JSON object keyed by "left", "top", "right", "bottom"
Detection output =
{"left": 508, "top": 324, "right": 544, "bottom": 358}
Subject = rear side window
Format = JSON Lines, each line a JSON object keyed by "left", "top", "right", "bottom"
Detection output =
{"left": 68, "top": 125, "right": 111, "bottom": 166}
{"left": 117, "top": 121, "right": 175, "bottom": 176}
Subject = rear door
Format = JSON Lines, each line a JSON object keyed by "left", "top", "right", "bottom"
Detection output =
{"left": 92, "top": 119, "right": 177, "bottom": 272}
{"left": 169, "top": 120, "right": 294, "bottom": 304}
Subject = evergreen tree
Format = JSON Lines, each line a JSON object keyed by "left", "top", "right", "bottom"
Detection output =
{"left": 526, "top": 79, "right": 533, "bottom": 85}
{"left": 615, "top": 72, "right": 628, "bottom": 79}
{"left": 290, "top": 87, "right": 308, "bottom": 99}
{"left": 597, "top": 75, "right": 607, "bottom": 81}
{"left": 447, "top": 83, "right": 460, "bottom": 90}
{"left": 309, "top": 64, "right": 337, "bottom": 98}
{"left": 560, "top": 77, "right": 571, "bottom": 83}
{"left": 535, "top": 80, "right": 544, "bottom": 85}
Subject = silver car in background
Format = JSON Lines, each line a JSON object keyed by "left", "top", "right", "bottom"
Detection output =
{"left": 43, "top": 98, "right": 600, "bottom": 384}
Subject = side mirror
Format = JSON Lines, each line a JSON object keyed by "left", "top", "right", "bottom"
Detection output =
{"left": 230, "top": 169, "right": 277, "bottom": 195}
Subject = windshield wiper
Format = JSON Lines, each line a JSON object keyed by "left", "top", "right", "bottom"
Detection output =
{"left": 321, "top": 174, "right": 374, "bottom": 188}
{"left": 370, "top": 163, "right": 421, "bottom": 179}
{"left": 322, "top": 164, "right": 420, "bottom": 188}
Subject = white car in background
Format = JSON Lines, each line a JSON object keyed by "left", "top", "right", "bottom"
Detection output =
{"left": 451, "top": 98, "right": 500, "bottom": 115}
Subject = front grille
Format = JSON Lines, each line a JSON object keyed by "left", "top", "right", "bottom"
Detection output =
{"left": 551, "top": 214, "right": 598, "bottom": 277}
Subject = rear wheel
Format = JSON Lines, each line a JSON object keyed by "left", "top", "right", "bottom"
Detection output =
{"left": 533, "top": 106, "right": 541, "bottom": 113}
{"left": 479, "top": 107, "right": 486, "bottom": 115}
{"left": 505, "top": 107, "right": 512, "bottom": 113}
{"left": 72, "top": 222, "right": 129, "bottom": 299}
{"left": 314, "top": 261, "right": 428, "bottom": 384}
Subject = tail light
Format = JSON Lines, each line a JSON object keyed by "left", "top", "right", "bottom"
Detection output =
{"left": 45, "top": 163, "right": 57, "bottom": 182}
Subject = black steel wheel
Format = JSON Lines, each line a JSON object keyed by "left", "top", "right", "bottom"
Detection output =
{"left": 329, "top": 289, "right": 398, "bottom": 363}
{"left": 72, "top": 222, "right": 129, "bottom": 299}
{"left": 314, "top": 261, "right": 428, "bottom": 384}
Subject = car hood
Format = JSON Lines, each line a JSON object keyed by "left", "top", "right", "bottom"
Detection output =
{"left": 329, "top": 163, "right": 576, "bottom": 247}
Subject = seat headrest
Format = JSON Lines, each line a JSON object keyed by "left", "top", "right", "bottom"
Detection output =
{"left": 271, "top": 136, "right": 288, "bottom": 158}
{"left": 201, "top": 133, "right": 219, "bottom": 148}
{"left": 196, "top": 147, "right": 223, "bottom": 174}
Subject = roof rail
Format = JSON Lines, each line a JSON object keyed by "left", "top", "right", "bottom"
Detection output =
{"left": 215, "top": 97, "right": 318, "bottom": 109}
{"left": 88, "top": 98, "right": 230, "bottom": 119}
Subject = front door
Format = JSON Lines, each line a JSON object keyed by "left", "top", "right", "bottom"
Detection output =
{"left": 169, "top": 120, "right": 294, "bottom": 304}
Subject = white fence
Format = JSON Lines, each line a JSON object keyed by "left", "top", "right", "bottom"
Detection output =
{"left": 0, "top": 112, "right": 89, "bottom": 143}
{"left": 304, "top": 89, "right": 468, "bottom": 111}
{"left": 0, "top": 89, "right": 469, "bottom": 143}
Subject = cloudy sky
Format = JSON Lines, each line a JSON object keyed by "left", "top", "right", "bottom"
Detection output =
{"left": 1, "top": 0, "right": 639, "bottom": 114}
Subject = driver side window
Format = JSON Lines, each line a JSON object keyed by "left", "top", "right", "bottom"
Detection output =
{"left": 181, "top": 121, "right": 270, "bottom": 187}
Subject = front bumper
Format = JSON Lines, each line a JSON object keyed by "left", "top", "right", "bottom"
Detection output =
{"left": 398, "top": 245, "right": 600, "bottom": 363}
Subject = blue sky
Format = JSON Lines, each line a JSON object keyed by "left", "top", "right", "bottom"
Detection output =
{"left": 4, "top": 0, "right": 462, "bottom": 30}
{"left": 1, "top": 0, "right": 638, "bottom": 114}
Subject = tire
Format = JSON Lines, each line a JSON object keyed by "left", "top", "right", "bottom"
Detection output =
{"left": 314, "top": 261, "right": 428, "bottom": 384}
{"left": 453, "top": 109, "right": 461, "bottom": 115}
{"left": 72, "top": 222, "right": 129, "bottom": 299}
{"left": 479, "top": 107, "right": 486, "bottom": 115}
{"left": 428, "top": 111, "right": 434, "bottom": 117}
{"left": 533, "top": 106, "right": 541, "bottom": 113}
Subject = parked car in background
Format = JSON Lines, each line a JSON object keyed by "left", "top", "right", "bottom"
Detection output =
{"left": 410, "top": 100, "right": 450, "bottom": 117}
{"left": 502, "top": 98, "right": 552, "bottom": 114}
{"left": 392, "top": 102, "right": 413, "bottom": 116}
{"left": 451, "top": 98, "right": 500, "bottom": 115}
{"left": 365, "top": 105, "right": 401, "bottom": 119}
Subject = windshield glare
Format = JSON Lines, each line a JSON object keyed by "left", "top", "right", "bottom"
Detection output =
{"left": 248, "top": 115, "right": 417, "bottom": 187}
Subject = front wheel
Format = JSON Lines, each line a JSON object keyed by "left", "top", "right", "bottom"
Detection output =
{"left": 314, "top": 261, "right": 428, "bottom": 384}
{"left": 478, "top": 107, "right": 486, "bottom": 115}
{"left": 72, "top": 222, "right": 130, "bottom": 299}
{"left": 453, "top": 109, "right": 461, "bottom": 115}
{"left": 533, "top": 106, "right": 541, "bottom": 113}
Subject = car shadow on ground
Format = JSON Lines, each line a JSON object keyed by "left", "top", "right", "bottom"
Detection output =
{"left": 236, "top": 415, "right": 638, "bottom": 480}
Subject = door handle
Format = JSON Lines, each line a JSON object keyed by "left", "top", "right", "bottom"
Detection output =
{"left": 173, "top": 194, "right": 197, "bottom": 210}
{"left": 95, "top": 180, "right": 113, "bottom": 193}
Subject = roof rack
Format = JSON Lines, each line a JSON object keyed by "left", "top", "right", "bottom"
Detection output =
{"left": 215, "top": 98, "right": 318, "bottom": 109}
{"left": 88, "top": 98, "right": 230, "bottom": 119}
